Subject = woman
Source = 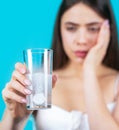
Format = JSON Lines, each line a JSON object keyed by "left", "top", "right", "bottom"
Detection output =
{"left": 1, "top": 0, "right": 119, "bottom": 130}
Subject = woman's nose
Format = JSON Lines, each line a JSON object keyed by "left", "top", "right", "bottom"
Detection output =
{"left": 76, "top": 29, "right": 87, "bottom": 45}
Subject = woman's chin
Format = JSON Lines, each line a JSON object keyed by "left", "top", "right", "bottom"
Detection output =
{"left": 73, "top": 58, "right": 85, "bottom": 64}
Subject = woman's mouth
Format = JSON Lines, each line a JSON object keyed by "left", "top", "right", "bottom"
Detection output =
{"left": 74, "top": 50, "right": 88, "bottom": 58}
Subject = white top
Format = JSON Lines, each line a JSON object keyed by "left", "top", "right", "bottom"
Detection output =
{"left": 34, "top": 76, "right": 119, "bottom": 130}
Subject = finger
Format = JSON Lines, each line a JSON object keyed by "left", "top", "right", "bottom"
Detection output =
{"left": 15, "top": 62, "right": 27, "bottom": 74}
{"left": 12, "top": 70, "right": 31, "bottom": 86}
{"left": 96, "top": 20, "right": 110, "bottom": 50}
{"left": 103, "top": 22, "right": 110, "bottom": 50}
{"left": 2, "top": 88, "right": 27, "bottom": 103}
{"left": 9, "top": 80, "right": 31, "bottom": 95}
{"left": 52, "top": 74, "right": 58, "bottom": 88}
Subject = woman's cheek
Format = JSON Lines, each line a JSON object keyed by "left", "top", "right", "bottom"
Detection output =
{"left": 87, "top": 34, "right": 99, "bottom": 47}
{"left": 62, "top": 32, "right": 75, "bottom": 46}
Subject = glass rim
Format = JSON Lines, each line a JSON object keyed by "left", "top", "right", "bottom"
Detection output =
{"left": 23, "top": 48, "right": 53, "bottom": 53}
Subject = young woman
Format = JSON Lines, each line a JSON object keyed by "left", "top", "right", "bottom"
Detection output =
{"left": 1, "top": 0, "right": 119, "bottom": 130}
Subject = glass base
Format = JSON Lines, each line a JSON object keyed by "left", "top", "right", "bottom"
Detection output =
{"left": 26, "top": 104, "right": 51, "bottom": 110}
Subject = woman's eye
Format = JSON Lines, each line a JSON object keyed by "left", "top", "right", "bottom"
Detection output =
{"left": 88, "top": 27, "right": 100, "bottom": 33}
{"left": 66, "top": 26, "right": 77, "bottom": 32}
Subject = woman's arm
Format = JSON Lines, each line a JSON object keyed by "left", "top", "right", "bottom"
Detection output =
{"left": 112, "top": 87, "right": 119, "bottom": 124}
{"left": 0, "top": 109, "right": 30, "bottom": 130}
{"left": 82, "top": 20, "right": 119, "bottom": 130}
{"left": 0, "top": 62, "right": 32, "bottom": 130}
{"left": 83, "top": 67, "right": 119, "bottom": 130}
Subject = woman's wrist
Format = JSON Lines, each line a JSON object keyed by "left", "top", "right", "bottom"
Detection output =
{"left": 82, "top": 65, "right": 97, "bottom": 77}
{"left": 1, "top": 109, "right": 29, "bottom": 130}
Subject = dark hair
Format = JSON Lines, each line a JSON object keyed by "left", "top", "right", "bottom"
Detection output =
{"left": 51, "top": 0, "right": 119, "bottom": 71}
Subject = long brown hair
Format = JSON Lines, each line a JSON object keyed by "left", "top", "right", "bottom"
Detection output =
{"left": 51, "top": 0, "right": 119, "bottom": 71}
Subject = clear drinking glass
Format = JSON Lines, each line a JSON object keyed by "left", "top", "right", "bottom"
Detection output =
{"left": 23, "top": 48, "right": 53, "bottom": 110}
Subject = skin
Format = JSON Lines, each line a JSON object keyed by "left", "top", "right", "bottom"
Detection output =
{"left": 0, "top": 3, "right": 119, "bottom": 130}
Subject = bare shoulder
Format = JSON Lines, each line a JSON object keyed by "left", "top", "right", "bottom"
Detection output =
{"left": 100, "top": 66, "right": 119, "bottom": 79}
{"left": 100, "top": 66, "right": 119, "bottom": 90}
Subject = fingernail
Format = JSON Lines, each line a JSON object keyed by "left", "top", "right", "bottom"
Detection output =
{"left": 21, "top": 68, "right": 26, "bottom": 74}
{"left": 24, "top": 79, "right": 31, "bottom": 85}
{"left": 104, "top": 20, "right": 109, "bottom": 27}
{"left": 21, "top": 98, "right": 27, "bottom": 103}
{"left": 53, "top": 75, "right": 58, "bottom": 81}
{"left": 24, "top": 89, "right": 31, "bottom": 94}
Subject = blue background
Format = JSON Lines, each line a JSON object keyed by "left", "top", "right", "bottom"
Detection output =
{"left": 0, "top": 0, "right": 119, "bottom": 129}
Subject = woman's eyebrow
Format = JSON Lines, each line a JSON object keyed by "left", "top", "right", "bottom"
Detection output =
{"left": 64, "top": 22, "right": 79, "bottom": 26}
{"left": 86, "top": 22, "right": 102, "bottom": 26}
{"left": 64, "top": 22, "right": 102, "bottom": 26}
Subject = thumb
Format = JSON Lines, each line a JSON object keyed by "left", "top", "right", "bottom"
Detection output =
{"left": 52, "top": 74, "right": 58, "bottom": 88}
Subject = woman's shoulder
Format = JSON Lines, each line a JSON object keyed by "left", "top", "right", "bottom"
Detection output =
{"left": 101, "top": 66, "right": 119, "bottom": 78}
{"left": 100, "top": 66, "right": 119, "bottom": 89}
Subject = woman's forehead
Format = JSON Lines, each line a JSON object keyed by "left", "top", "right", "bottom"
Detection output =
{"left": 61, "top": 3, "right": 105, "bottom": 24}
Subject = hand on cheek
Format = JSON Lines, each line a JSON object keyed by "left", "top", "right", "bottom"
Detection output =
{"left": 96, "top": 20, "right": 110, "bottom": 50}
{"left": 83, "top": 20, "right": 110, "bottom": 69}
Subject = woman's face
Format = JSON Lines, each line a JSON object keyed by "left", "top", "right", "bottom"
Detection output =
{"left": 61, "top": 3, "right": 105, "bottom": 64}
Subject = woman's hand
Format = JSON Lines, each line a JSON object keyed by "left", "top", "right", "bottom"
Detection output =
{"left": 2, "top": 62, "right": 32, "bottom": 121}
{"left": 83, "top": 20, "right": 110, "bottom": 70}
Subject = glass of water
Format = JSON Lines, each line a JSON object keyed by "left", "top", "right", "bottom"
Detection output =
{"left": 23, "top": 48, "right": 53, "bottom": 110}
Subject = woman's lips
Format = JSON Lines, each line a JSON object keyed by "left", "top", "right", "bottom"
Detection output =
{"left": 74, "top": 51, "right": 88, "bottom": 58}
